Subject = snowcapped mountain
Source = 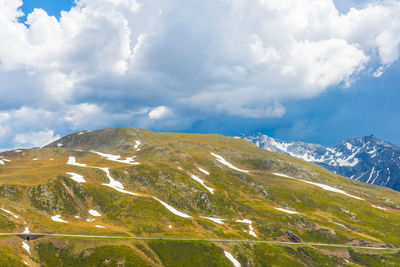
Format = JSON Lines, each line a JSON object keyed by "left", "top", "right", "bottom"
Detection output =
{"left": 239, "top": 133, "right": 400, "bottom": 191}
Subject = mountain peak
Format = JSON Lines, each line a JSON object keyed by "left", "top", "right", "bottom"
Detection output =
{"left": 240, "top": 133, "right": 400, "bottom": 191}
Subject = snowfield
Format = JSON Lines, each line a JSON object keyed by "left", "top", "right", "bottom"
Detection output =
{"left": 200, "top": 216, "right": 225, "bottom": 224}
{"left": 67, "top": 172, "right": 86, "bottom": 183}
{"left": 272, "top": 173, "right": 363, "bottom": 200}
{"left": 51, "top": 215, "right": 68, "bottom": 223}
{"left": 190, "top": 174, "right": 215, "bottom": 194}
{"left": 275, "top": 207, "right": 299, "bottom": 214}
{"left": 224, "top": 251, "right": 241, "bottom": 267}
{"left": 211, "top": 153, "right": 249, "bottom": 173}
{"left": 92, "top": 151, "right": 140, "bottom": 165}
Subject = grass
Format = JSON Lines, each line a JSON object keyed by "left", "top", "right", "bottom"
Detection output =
{"left": 1, "top": 127, "right": 400, "bottom": 265}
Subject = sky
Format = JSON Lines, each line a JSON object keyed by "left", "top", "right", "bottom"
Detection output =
{"left": 0, "top": 0, "right": 400, "bottom": 149}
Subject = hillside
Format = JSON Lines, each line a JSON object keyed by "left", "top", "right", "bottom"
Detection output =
{"left": 239, "top": 133, "right": 400, "bottom": 192}
{"left": 0, "top": 128, "right": 400, "bottom": 266}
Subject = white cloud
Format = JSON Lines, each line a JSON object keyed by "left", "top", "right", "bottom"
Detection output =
{"left": 148, "top": 106, "right": 171, "bottom": 120}
{"left": 13, "top": 130, "right": 60, "bottom": 148}
{"left": 0, "top": 0, "right": 400, "bottom": 147}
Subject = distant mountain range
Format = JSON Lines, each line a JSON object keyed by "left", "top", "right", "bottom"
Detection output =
{"left": 238, "top": 133, "right": 400, "bottom": 191}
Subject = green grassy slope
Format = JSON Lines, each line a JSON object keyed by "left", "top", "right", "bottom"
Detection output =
{"left": 0, "top": 127, "right": 399, "bottom": 265}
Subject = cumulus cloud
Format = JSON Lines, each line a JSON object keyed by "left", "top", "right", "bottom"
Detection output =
{"left": 13, "top": 130, "right": 60, "bottom": 148}
{"left": 148, "top": 106, "right": 171, "bottom": 120}
{"left": 0, "top": 0, "right": 400, "bottom": 147}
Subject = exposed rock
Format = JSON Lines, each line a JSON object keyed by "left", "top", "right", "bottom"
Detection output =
{"left": 194, "top": 192, "right": 213, "bottom": 211}
{"left": 278, "top": 230, "right": 303, "bottom": 243}
{"left": 346, "top": 239, "right": 394, "bottom": 248}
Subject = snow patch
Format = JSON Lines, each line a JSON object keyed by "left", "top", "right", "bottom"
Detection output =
{"left": 0, "top": 208, "right": 19, "bottom": 218}
{"left": 168, "top": 225, "right": 173, "bottom": 229}
{"left": 272, "top": 173, "right": 363, "bottom": 200}
{"left": 86, "top": 218, "right": 95, "bottom": 222}
{"left": 22, "top": 227, "right": 30, "bottom": 234}
{"left": 153, "top": 197, "right": 191, "bottom": 218}
{"left": 92, "top": 151, "right": 140, "bottom": 165}
{"left": 224, "top": 251, "right": 241, "bottom": 267}
{"left": 211, "top": 153, "right": 249, "bottom": 173}
{"left": 0, "top": 157, "right": 10, "bottom": 165}
{"left": 272, "top": 173, "right": 292, "bottom": 178}
{"left": 332, "top": 222, "right": 346, "bottom": 228}
{"left": 67, "top": 172, "right": 86, "bottom": 183}
{"left": 198, "top": 167, "right": 209, "bottom": 175}
{"left": 236, "top": 219, "right": 257, "bottom": 237}
{"left": 177, "top": 167, "right": 183, "bottom": 170}
{"left": 95, "top": 225, "right": 105, "bottom": 228}
{"left": 275, "top": 208, "right": 299, "bottom": 214}
{"left": 134, "top": 140, "right": 141, "bottom": 150}
{"left": 303, "top": 180, "right": 363, "bottom": 200}
{"left": 190, "top": 175, "right": 215, "bottom": 194}
{"left": 32, "top": 158, "right": 38, "bottom": 161}
{"left": 372, "top": 205, "right": 386, "bottom": 211}
{"left": 78, "top": 130, "right": 91, "bottom": 135}
{"left": 74, "top": 215, "right": 81, "bottom": 219}
{"left": 97, "top": 167, "right": 141, "bottom": 196}
{"left": 22, "top": 241, "right": 30, "bottom": 254}
{"left": 67, "top": 156, "right": 87, "bottom": 167}
{"left": 200, "top": 216, "right": 224, "bottom": 224}
{"left": 88, "top": 209, "right": 101, "bottom": 217}
{"left": 57, "top": 143, "right": 63, "bottom": 147}
{"left": 51, "top": 215, "right": 68, "bottom": 223}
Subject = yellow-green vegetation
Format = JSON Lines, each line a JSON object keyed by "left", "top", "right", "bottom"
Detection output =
{"left": 1, "top": 127, "right": 400, "bottom": 265}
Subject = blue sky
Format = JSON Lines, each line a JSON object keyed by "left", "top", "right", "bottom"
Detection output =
{"left": 0, "top": 0, "right": 400, "bottom": 149}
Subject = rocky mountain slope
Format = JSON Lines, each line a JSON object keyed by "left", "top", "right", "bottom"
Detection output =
{"left": 239, "top": 133, "right": 400, "bottom": 191}
{"left": 0, "top": 128, "right": 400, "bottom": 266}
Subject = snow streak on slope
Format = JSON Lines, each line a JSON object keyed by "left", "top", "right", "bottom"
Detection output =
{"left": 275, "top": 208, "right": 299, "bottom": 214}
{"left": 272, "top": 173, "right": 363, "bottom": 200}
{"left": 0, "top": 208, "right": 19, "bottom": 218}
{"left": 211, "top": 153, "right": 249, "bottom": 173}
{"left": 190, "top": 174, "right": 215, "bottom": 194}
{"left": 236, "top": 219, "right": 257, "bottom": 237}
{"left": 22, "top": 241, "right": 30, "bottom": 254}
{"left": 198, "top": 167, "right": 209, "bottom": 175}
{"left": 200, "top": 216, "right": 225, "bottom": 224}
{"left": 224, "top": 251, "right": 241, "bottom": 267}
{"left": 152, "top": 197, "right": 192, "bottom": 218}
{"left": 51, "top": 215, "right": 68, "bottom": 223}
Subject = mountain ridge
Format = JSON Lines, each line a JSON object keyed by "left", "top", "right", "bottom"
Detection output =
{"left": 238, "top": 133, "right": 400, "bottom": 191}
